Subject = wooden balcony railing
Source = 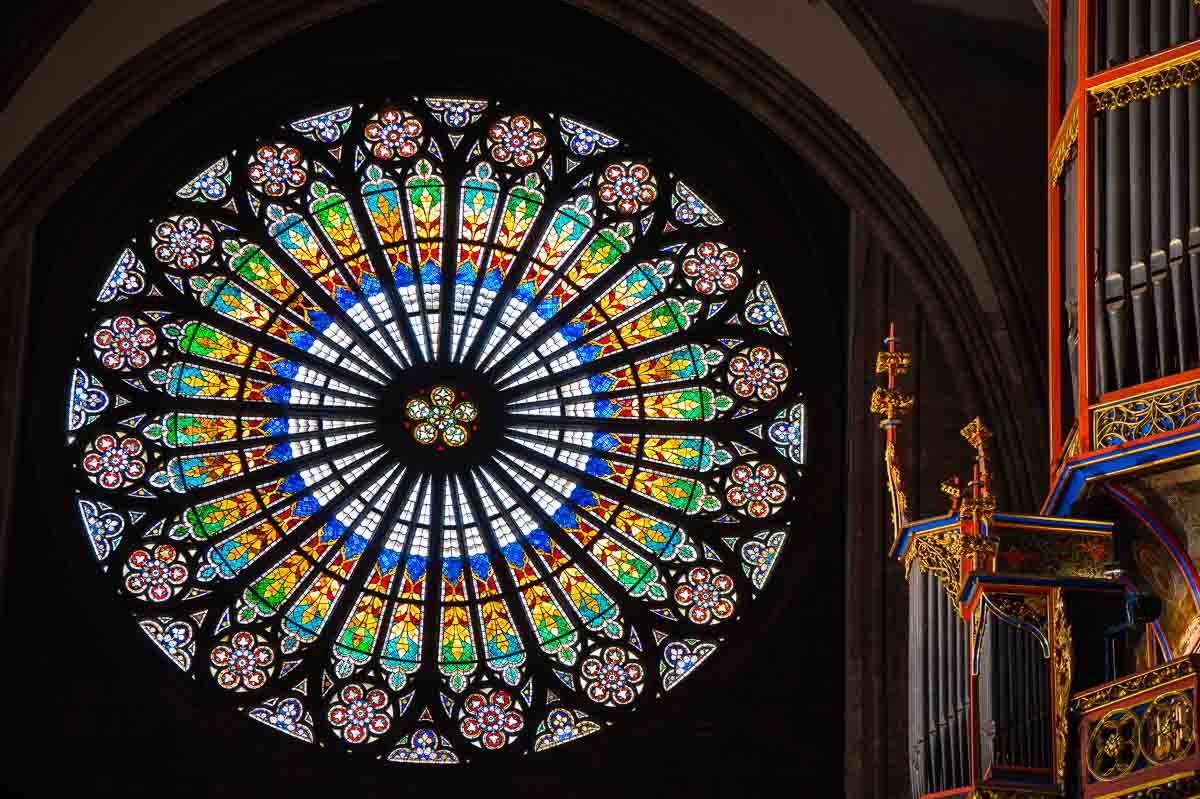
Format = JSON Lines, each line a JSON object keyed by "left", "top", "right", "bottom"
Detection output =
{"left": 1071, "top": 655, "right": 1200, "bottom": 798}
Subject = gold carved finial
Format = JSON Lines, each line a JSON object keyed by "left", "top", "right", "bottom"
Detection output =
{"left": 961, "top": 416, "right": 992, "bottom": 450}
{"left": 960, "top": 416, "right": 994, "bottom": 509}
{"left": 872, "top": 324, "right": 912, "bottom": 549}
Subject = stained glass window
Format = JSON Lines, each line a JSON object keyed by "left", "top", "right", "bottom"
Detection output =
{"left": 65, "top": 97, "right": 805, "bottom": 762}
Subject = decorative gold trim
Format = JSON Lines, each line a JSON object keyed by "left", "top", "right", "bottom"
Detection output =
{"left": 1090, "top": 52, "right": 1200, "bottom": 112}
{"left": 1071, "top": 657, "right": 1200, "bottom": 714}
{"left": 959, "top": 416, "right": 997, "bottom": 531}
{"left": 966, "top": 789, "right": 1058, "bottom": 799}
{"left": 1139, "top": 690, "right": 1194, "bottom": 766}
{"left": 1092, "top": 379, "right": 1200, "bottom": 448}
{"left": 940, "top": 476, "right": 962, "bottom": 513}
{"left": 875, "top": 350, "right": 911, "bottom": 375}
{"left": 1049, "top": 100, "right": 1079, "bottom": 185}
{"left": 872, "top": 327, "right": 913, "bottom": 549}
{"left": 883, "top": 439, "right": 911, "bottom": 546}
{"left": 1054, "top": 588, "right": 1072, "bottom": 789}
{"left": 870, "top": 386, "right": 913, "bottom": 421}
{"left": 1065, "top": 424, "right": 1081, "bottom": 459}
{"left": 1086, "top": 705, "right": 1142, "bottom": 781}
{"left": 989, "top": 594, "right": 1049, "bottom": 639}
{"left": 1094, "top": 770, "right": 1200, "bottom": 799}
{"left": 904, "top": 526, "right": 963, "bottom": 601}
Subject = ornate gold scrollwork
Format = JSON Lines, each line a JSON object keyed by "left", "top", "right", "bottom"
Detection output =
{"left": 1072, "top": 658, "right": 1199, "bottom": 714}
{"left": 883, "top": 440, "right": 910, "bottom": 546}
{"left": 1140, "top": 690, "right": 1194, "bottom": 766}
{"left": 1087, "top": 707, "right": 1141, "bottom": 781}
{"left": 1053, "top": 590, "right": 1072, "bottom": 789}
{"left": 875, "top": 350, "right": 911, "bottom": 376}
{"left": 1049, "top": 100, "right": 1078, "bottom": 186}
{"left": 870, "top": 387, "right": 913, "bottom": 424}
{"left": 1065, "top": 424, "right": 1080, "bottom": 459}
{"left": 990, "top": 594, "right": 1048, "bottom": 635}
{"left": 1091, "top": 381, "right": 1200, "bottom": 448}
{"left": 1091, "top": 53, "right": 1200, "bottom": 112}
{"left": 904, "top": 528, "right": 962, "bottom": 602}
{"left": 959, "top": 532, "right": 999, "bottom": 564}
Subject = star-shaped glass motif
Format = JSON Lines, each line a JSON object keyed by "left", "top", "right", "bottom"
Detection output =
{"left": 405, "top": 385, "right": 479, "bottom": 448}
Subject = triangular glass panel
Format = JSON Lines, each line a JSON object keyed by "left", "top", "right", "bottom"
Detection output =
{"left": 671, "top": 181, "right": 724, "bottom": 228}
{"left": 396, "top": 690, "right": 415, "bottom": 718}
{"left": 289, "top": 105, "right": 353, "bottom": 143}
{"left": 175, "top": 157, "right": 230, "bottom": 203}
{"left": 559, "top": 116, "right": 620, "bottom": 157}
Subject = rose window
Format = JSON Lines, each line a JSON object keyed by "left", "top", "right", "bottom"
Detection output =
{"left": 64, "top": 97, "right": 805, "bottom": 763}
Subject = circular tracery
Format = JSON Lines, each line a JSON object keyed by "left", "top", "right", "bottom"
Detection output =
{"left": 64, "top": 96, "right": 806, "bottom": 763}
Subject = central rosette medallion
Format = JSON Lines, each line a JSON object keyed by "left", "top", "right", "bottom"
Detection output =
{"left": 404, "top": 385, "right": 479, "bottom": 448}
